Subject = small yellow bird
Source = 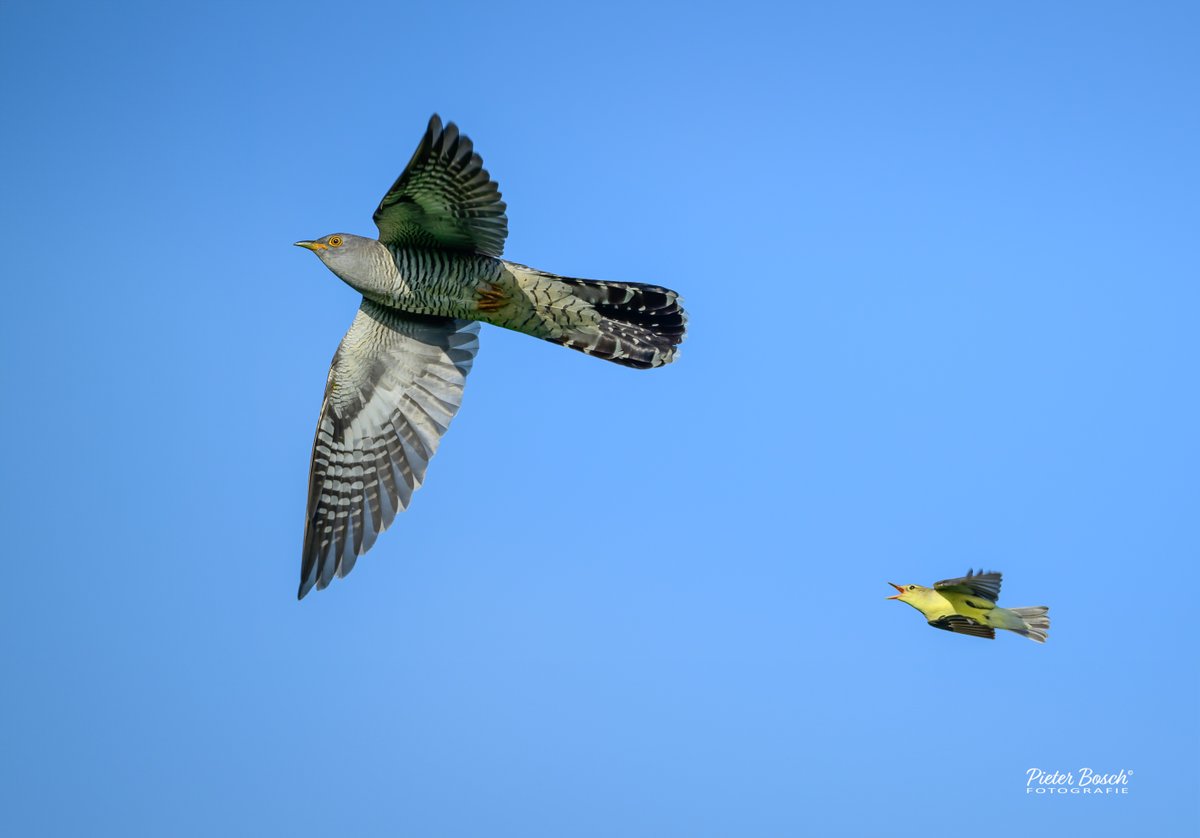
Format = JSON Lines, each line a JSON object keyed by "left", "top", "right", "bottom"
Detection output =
{"left": 887, "top": 570, "right": 1049, "bottom": 642}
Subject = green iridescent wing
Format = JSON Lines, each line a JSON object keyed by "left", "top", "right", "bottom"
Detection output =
{"left": 373, "top": 114, "right": 508, "bottom": 257}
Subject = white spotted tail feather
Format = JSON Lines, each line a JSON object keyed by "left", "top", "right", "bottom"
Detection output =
{"left": 543, "top": 277, "right": 687, "bottom": 369}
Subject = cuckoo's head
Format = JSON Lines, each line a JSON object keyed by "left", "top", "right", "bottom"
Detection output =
{"left": 295, "top": 233, "right": 392, "bottom": 298}
{"left": 294, "top": 233, "right": 374, "bottom": 267}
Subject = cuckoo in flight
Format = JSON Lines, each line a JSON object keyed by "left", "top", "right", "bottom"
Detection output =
{"left": 293, "top": 115, "right": 687, "bottom": 599}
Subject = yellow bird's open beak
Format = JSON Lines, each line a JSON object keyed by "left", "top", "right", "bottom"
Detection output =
{"left": 886, "top": 582, "right": 904, "bottom": 600}
{"left": 294, "top": 240, "right": 326, "bottom": 251}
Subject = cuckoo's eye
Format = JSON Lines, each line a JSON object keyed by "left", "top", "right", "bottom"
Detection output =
{"left": 328, "top": 236, "right": 343, "bottom": 247}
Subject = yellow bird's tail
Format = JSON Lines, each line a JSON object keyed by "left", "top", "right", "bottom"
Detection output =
{"left": 1007, "top": 606, "right": 1050, "bottom": 643}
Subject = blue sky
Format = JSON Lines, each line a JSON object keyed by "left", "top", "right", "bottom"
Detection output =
{"left": 1, "top": 1, "right": 1196, "bottom": 834}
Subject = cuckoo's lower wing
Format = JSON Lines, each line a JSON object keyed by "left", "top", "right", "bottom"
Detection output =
{"left": 298, "top": 299, "right": 480, "bottom": 599}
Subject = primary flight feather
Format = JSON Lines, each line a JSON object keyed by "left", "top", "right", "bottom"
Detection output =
{"left": 293, "top": 115, "right": 687, "bottom": 599}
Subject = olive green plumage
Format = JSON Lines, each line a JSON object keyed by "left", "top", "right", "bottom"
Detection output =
{"left": 887, "top": 570, "right": 1050, "bottom": 642}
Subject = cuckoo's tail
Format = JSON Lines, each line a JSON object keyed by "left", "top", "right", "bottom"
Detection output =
{"left": 1007, "top": 606, "right": 1050, "bottom": 643}
{"left": 546, "top": 277, "right": 687, "bottom": 369}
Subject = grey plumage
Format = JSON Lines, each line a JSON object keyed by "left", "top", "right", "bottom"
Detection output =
{"left": 299, "top": 302, "right": 478, "bottom": 597}
{"left": 1008, "top": 606, "right": 1051, "bottom": 643}
{"left": 294, "top": 115, "right": 686, "bottom": 598}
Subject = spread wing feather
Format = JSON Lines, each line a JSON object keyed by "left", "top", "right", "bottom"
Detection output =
{"left": 934, "top": 569, "right": 1002, "bottom": 603}
{"left": 298, "top": 299, "right": 479, "bottom": 599}
{"left": 373, "top": 114, "right": 508, "bottom": 256}
{"left": 928, "top": 615, "right": 996, "bottom": 639}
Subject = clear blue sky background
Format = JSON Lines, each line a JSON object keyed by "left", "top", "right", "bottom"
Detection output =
{"left": 2, "top": 1, "right": 1196, "bottom": 835}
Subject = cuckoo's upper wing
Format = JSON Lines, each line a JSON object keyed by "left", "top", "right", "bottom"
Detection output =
{"left": 934, "top": 569, "right": 1003, "bottom": 603}
{"left": 298, "top": 299, "right": 480, "bottom": 599}
{"left": 373, "top": 114, "right": 508, "bottom": 257}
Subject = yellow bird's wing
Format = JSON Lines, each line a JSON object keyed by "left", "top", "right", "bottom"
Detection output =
{"left": 934, "top": 569, "right": 1002, "bottom": 603}
{"left": 928, "top": 615, "right": 996, "bottom": 639}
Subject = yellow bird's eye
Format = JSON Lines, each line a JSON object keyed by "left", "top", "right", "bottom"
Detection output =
{"left": 328, "top": 236, "right": 343, "bottom": 247}
{"left": 908, "top": 586, "right": 915, "bottom": 591}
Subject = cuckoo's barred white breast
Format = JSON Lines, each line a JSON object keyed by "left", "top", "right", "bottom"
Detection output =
{"left": 293, "top": 114, "right": 687, "bottom": 599}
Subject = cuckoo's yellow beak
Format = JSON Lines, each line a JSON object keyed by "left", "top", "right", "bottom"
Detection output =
{"left": 887, "top": 582, "right": 905, "bottom": 600}
{"left": 294, "top": 240, "right": 327, "bottom": 251}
